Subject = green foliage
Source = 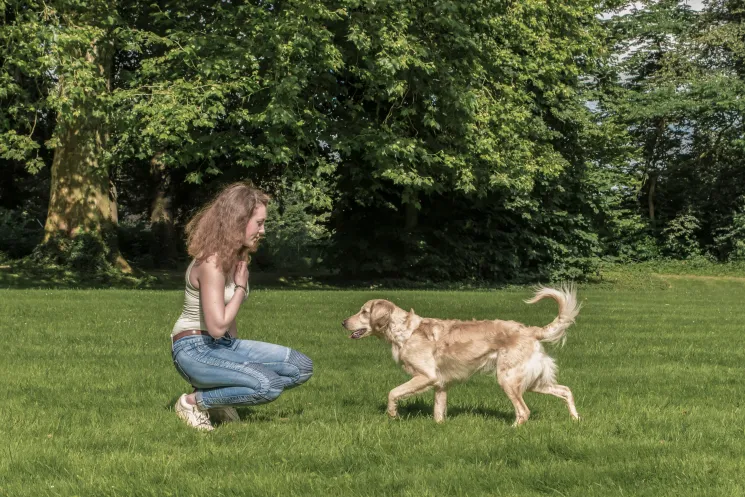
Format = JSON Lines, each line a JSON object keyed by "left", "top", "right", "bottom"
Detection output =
{"left": 0, "top": 1, "right": 52, "bottom": 173}
{"left": 601, "top": 210, "right": 660, "bottom": 262}
{"left": 255, "top": 187, "right": 331, "bottom": 273}
{"left": 34, "top": 230, "right": 117, "bottom": 273}
{"left": 0, "top": 206, "right": 43, "bottom": 258}
{"left": 599, "top": 0, "right": 745, "bottom": 264}
{"left": 661, "top": 208, "right": 702, "bottom": 259}
{"left": 325, "top": 0, "right": 611, "bottom": 281}
{"left": 2, "top": 0, "right": 745, "bottom": 282}
{"left": 713, "top": 198, "right": 745, "bottom": 262}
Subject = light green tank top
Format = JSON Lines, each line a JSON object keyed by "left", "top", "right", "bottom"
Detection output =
{"left": 171, "top": 259, "right": 249, "bottom": 337}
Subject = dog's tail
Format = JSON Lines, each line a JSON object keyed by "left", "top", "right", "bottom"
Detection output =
{"left": 524, "top": 284, "right": 580, "bottom": 346}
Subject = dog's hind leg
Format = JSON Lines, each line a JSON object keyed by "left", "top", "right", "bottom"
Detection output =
{"left": 503, "top": 386, "right": 530, "bottom": 426}
{"left": 433, "top": 387, "right": 447, "bottom": 423}
{"left": 387, "top": 375, "right": 436, "bottom": 419}
{"left": 498, "top": 372, "right": 531, "bottom": 426}
{"left": 529, "top": 384, "right": 580, "bottom": 420}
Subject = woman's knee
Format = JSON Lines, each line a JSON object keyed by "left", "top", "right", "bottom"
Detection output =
{"left": 288, "top": 349, "right": 314, "bottom": 384}
{"left": 229, "top": 362, "right": 285, "bottom": 402}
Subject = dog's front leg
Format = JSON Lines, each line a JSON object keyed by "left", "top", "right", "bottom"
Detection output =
{"left": 387, "top": 375, "right": 435, "bottom": 418}
{"left": 433, "top": 387, "right": 447, "bottom": 423}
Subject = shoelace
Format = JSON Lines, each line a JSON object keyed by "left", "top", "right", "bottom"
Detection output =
{"left": 194, "top": 409, "right": 212, "bottom": 427}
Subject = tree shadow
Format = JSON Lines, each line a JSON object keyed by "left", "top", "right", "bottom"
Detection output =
{"left": 0, "top": 256, "right": 528, "bottom": 291}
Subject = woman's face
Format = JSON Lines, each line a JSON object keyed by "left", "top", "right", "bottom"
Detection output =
{"left": 244, "top": 203, "right": 267, "bottom": 251}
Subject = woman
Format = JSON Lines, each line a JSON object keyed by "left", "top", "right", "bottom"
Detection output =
{"left": 170, "top": 182, "right": 313, "bottom": 431}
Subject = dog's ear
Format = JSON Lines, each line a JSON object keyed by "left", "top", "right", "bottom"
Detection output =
{"left": 405, "top": 308, "right": 416, "bottom": 326}
{"left": 370, "top": 301, "right": 392, "bottom": 331}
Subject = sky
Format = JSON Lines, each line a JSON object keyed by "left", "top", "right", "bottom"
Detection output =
{"left": 602, "top": 0, "right": 705, "bottom": 18}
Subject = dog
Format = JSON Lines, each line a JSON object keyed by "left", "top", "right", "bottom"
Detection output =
{"left": 342, "top": 286, "right": 581, "bottom": 425}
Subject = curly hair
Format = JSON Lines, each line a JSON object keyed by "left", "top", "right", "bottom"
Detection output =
{"left": 185, "top": 182, "right": 270, "bottom": 275}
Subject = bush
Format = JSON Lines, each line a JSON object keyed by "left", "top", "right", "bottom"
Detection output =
{"left": 32, "top": 229, "right": 115, "bottom": 273}
{"left": 602, "top": 213, "right": 660, "bottom": 263}
{"left": 661, "top": 208, "right": 702, "bottom": 259}
{"left": 0, "top": 206, "right": 44, "bottom": 258}
{"left": 713, "top": 198, "right": 745, "bottom": 262}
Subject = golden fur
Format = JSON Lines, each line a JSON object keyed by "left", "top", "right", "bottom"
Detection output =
{"left": 342, "top": 286, "right": 581, "bottom": 425}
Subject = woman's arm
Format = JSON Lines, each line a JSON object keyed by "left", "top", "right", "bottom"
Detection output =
{"left": 227, "top": 319, "right": 238, "bottom": 338}
{"left": 198, "top": 257, "right": 247, "bottom": 338}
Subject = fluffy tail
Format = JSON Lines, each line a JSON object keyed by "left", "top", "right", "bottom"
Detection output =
{"left": 524, "top": 284, "right": 581, "bottom": 346}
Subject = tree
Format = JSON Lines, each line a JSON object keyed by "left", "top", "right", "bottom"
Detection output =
{"left": 601, "top": 0, "right": 745, "bottom": 259}
{"left": 326, "top": 0, "right": 609, "bottom": 279}
{"left": 1, "top": 0, "right": 133, "bottom": 270}
{"left": 605, "top": 0, "right": 696, "bottom": 225}
{"left": 111, "top": 0, "right": 618, "bottom": 280}
{"left": 42, "top": 1, "right": 131, "bottom": 270}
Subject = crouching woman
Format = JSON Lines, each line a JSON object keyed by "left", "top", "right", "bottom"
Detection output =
{"left": 171, "top": 182, "right": 313, "bottom": 430}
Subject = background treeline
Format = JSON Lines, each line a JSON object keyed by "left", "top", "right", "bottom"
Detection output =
{"left": 1, "top": 0, "right": 743, "bottom": 282}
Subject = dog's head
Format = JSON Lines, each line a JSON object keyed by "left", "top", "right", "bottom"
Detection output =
{"left": 342, "top": 299, "right": 399, "bottom": 340}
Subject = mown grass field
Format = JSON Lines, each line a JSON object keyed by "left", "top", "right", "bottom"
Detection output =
{"left": 1, "top": 277, "right": 744, "bottom": 496}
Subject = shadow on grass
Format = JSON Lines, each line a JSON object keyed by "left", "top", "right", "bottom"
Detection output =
{"left": 0, "top": 258, "right": 183, "bottom": 290}
{"left": 0, "top": 257, "right": 527, "bottom": 291}
{"left": 7, "top": 252, "right": 745, "bottom": 292}
{"left": 378, "top": 399, "right": 518, "bottom": 424}
{"left": 163, "top": 393, "right": 305, "bottom": 426}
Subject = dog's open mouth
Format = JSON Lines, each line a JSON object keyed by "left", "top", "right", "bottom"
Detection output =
{"left": 349, "top": 329, "right": 367, "bottom": 339}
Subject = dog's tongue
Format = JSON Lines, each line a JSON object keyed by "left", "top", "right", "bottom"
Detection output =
{"left": 349, "top": 329, "right": 366, "bottom": 339}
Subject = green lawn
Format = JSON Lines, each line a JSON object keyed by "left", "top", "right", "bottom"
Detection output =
{"left": 1, "top": 278, "right": 744, "bottom": 496}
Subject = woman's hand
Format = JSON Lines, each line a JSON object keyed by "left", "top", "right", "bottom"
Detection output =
{"left": 198, "top": 257, "right": 247, "bottom": 338}
{"left": 234, "top": 260, "right": 249, "bottom": 288}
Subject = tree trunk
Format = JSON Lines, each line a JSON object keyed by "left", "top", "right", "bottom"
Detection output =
{"left": 643, "top": 117, "right": 665, "bottom": 227}
{"left": 42, "top": 35, "right": 131, "bottom": 272}
{"left": 647, "top": 173, "right": 657, "bottom": 223}
{"left": 149, "top": 153, "right": 177, "bottom": 267}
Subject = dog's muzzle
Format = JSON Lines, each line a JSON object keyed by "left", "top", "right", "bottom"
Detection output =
{"left": 348, "top": 329, "right": 367, "bottom": 339}
{"left": 342, "top": 320, "right": 367, "bottom": 339}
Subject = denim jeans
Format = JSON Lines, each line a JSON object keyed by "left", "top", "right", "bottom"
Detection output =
{"left": 172, "top": 335, "right": 313, "bottom": 410}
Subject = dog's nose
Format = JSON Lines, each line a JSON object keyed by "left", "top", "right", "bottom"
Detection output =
{"left": 342, "top": 319, "right": 347, "bottom": 327}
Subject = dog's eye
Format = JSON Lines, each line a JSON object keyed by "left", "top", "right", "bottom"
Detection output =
{"left": 362, "top": 310, "right": 369, "bottom": 315}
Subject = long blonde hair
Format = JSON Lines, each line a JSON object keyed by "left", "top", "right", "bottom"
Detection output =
{"left": 185, "top": 182, "right": 270, "bottom": 275}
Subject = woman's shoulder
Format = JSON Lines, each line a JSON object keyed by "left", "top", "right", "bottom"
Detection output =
{"left": 191, "top": 255, "right": 225, "bottom": 281}
{"left": 197, "top": 254, "right": 221, "bottom": 267}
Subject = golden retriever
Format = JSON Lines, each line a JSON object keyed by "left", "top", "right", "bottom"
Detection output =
{"left": 342, "top": 286, "right": 581, "bottom": 425}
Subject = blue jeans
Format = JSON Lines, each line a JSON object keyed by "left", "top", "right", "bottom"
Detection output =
{"left": 172, "top": 335, "right": 313, "bottom": 410}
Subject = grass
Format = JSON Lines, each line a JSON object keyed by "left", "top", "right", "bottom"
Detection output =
{"left": 1, "top": 277, "right": 745, "bottom": 496}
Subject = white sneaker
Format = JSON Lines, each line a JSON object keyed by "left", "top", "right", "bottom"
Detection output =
{"left": 209, "top": 407, "right": 240, "bottom": 424}
{"left": 175, "top": 394, "right": 214, "bottom": 431}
